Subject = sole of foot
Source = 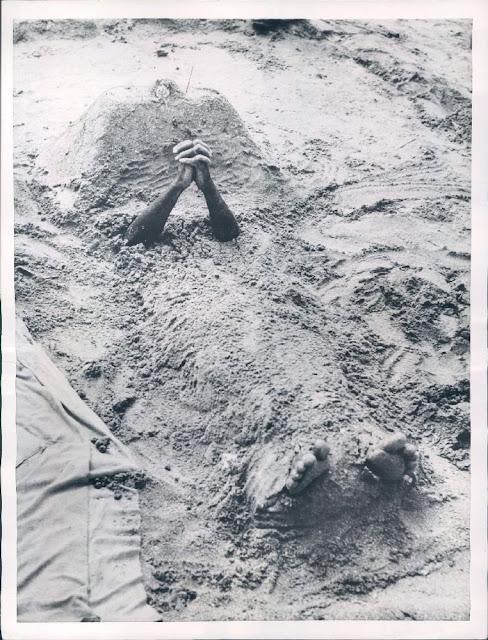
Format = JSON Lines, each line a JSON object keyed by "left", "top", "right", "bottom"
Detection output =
{"left": 285, "top": 439, "right": 331, "bottom": 496}
{"left": 366, "top": 432, "right": 419, "bottom": 487}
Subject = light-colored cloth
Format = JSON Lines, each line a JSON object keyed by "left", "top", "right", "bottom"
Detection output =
{"left": 16, "top": 319, "right": 158, "bottom": 621}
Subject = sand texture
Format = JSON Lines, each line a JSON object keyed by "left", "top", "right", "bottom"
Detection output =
{"left": 13, "top": 18, "right": 471, "bottom": 620}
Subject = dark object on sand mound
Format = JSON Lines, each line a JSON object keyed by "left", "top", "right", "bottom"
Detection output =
{"left": 251, "top": 19, "right": 323, "bottom": 37}
{"left": 251, "top": 19, "right": 305, "bottom": 34}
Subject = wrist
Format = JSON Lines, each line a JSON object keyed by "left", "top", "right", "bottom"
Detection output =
{"left": 170, "top": 180, "right": 186, "bottom": 196}
{"left": 200, "top": 177, "right": 216, "bottom": 196}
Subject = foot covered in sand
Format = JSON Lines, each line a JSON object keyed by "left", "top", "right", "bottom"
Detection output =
{"left": 365, "top": 432, "right": 419, "bottom": 488}
{"left": 285, "top": 439, "right": 331, "bottom": 495}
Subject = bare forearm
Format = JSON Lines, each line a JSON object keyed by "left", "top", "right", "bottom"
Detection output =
{"left": 202, "top": 179, "right": 240, "bottom": 242}
{"left": 126, "top": 182, "right": 184, "bottom": 246}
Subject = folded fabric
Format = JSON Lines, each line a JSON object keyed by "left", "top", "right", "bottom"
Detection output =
{"left": 16, "top": 319, "right": 158, "bottom": 622}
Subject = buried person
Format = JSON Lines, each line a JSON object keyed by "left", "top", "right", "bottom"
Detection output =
{"left": 281, "top": 432, "right": 419, "bottom": 498}
{"left": 126, "top": 141, "right": 420, "bottom": 510}
{"left": 248, "top": 431, "right": 420, "bottom": 514}
{"left": 126, "top": 139, "right": 240, "bottom": 246}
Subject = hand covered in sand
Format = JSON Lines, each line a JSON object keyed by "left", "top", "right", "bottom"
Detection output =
{"left": 173, "top": 138, "right": 213, "bottom": 192}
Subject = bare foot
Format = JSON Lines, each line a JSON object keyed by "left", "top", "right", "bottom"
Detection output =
{"left": 365, "top": 432, "right": 419, "bottom": 488}
{"left": 285, "top": 439, "right": 331, "bottom": 495}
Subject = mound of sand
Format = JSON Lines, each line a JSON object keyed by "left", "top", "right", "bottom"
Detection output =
{"left": 40, "top": 80, "right": 277, "bottom": 215}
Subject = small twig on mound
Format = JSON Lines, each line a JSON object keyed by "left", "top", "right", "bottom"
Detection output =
{"left": 185, "top": 65, "right": 194, "bottom": 96}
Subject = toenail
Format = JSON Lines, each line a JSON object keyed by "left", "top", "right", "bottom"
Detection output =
{"left": 313, "top": 439, "right": 330, "bottom": 460}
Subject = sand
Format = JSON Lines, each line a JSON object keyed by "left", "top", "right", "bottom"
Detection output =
{"left": 13, "top": 18, "right": 471, "bottom": 620}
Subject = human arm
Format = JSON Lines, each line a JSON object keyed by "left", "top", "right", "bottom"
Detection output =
{"left": 174, "top": 139, "right": 240, "bottom": 242}
{"left": 126, "top": 163, "right": 193, "bottom": 246}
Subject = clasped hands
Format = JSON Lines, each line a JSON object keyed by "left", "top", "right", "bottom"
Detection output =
{"left": 126, "top": 136, "right": 239, "bottom": 245}
{"left": 172, "top": 138, "right": 213, "bottom": 193}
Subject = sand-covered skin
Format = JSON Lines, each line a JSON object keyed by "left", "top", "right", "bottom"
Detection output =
{"left": 13, "top": 19, "right": 470, "bottom": 620}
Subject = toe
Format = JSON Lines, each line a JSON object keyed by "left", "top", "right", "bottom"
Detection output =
{"left": 383, "top": 433, "right": 408, "bottom": 453}
{"left": 295, "top": 460, "right": 307, "bottom": 474}
{"left": 285, "top": 477, "right": 298, "bottom": 492}
{"left": 301, "top": 452, "right": 317, "bottom": 468}
{"left": 403, "top": 443, "right": 418, "bottom": 459}
{"left": 312, "top": 439, "right": 330, "bottom": 461}
{"left": 291, "top": 469, "right": 304, "bottom": 481}
{"left": 402, "top": 474, "right": 415, "bottom": 489}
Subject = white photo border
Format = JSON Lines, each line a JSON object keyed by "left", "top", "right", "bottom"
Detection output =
{"left": 1, "top": 1, "right": 487, "bottom": 639}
